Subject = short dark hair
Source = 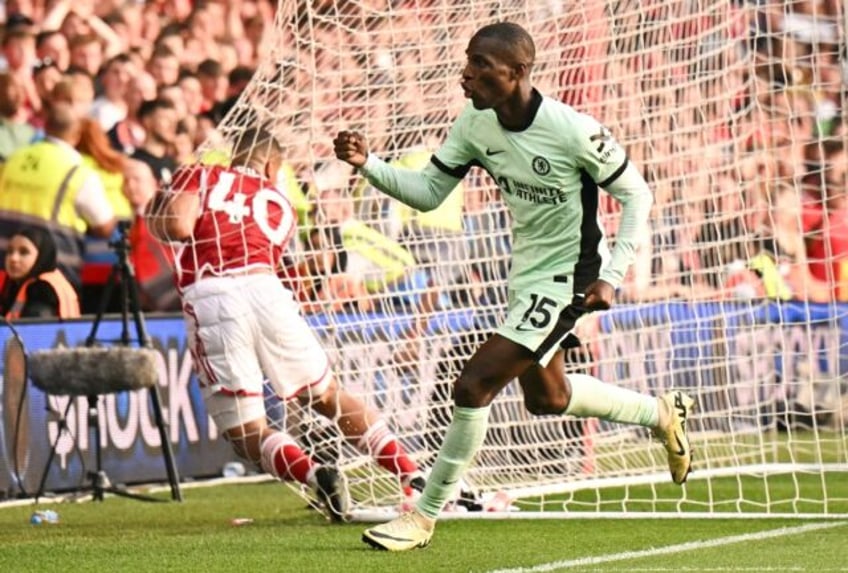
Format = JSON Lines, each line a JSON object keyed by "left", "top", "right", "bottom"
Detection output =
{"left": 228, "top": 66, "right": 255, "bottom": 86}
{"left": 98, "top": 52, "right": 132, "bottom": 77}
{"left": 137, "top": 98, "right": 176, "bottom": 120}
{"left": 197, "top": 58, "right": 223, "bottom": 78}
{"left": 2, "top": 27, "right": 34, "bottom": 46}
{"left": 473, "top": 21, "right": 536, "bottom": 67}
{"left": 35, "top": 29, "right": 63, "bottom": 49}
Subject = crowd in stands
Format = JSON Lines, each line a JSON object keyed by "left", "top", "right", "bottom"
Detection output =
{"left": 555, "top": 0, "right": 847, "bottom": 305}
{"left": 0, "top": 0, "right": 274, "bottom": 315}
{"left": 633, "top": 1, "right": 848, "bottom": 302}
{"left": 0, "top": 0, "right": 845, "bottom": 324}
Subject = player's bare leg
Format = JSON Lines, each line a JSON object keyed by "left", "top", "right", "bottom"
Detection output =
{"left": 223, "top": 415, "right": 348, "bottom": 521}
{"left": 302, "top": 378, "right": 423, "bottom": 490}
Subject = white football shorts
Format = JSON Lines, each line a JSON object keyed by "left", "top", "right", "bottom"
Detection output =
{"left": 181, "top": 273, "right": 331, "bottom": 430}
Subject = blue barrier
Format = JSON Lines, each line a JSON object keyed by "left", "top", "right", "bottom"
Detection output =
{"left": 2, "top": 301, "right": 846, "bottom": 498}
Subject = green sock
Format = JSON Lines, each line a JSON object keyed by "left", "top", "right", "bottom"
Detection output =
{"left": 416, "top": 405, "right": 491, "bottom": 519}
{"left": 565, "top": 373, "right": 659, "bottom": 427}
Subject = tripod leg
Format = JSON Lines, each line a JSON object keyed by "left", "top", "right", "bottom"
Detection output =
{"left": 112, "top": 223, "right": 183, "bottom": 502}
{"left": 87, "top": 395, "right": 105, "bottom": 502}
{"left": 35, "top": 398, "right": 74, "bottom": 500}
{"left": 148, "top": 386, "right": 183, "bottom": 501}
{"left": 125, "top": 265, "right": 183, "bottom": 501}
{"left": 83, "top": 394, "right": 169, "bottom": 503}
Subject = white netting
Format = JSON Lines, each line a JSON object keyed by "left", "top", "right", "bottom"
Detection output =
{"left": 196, "top": 0, "right": 847, "bottom": 517}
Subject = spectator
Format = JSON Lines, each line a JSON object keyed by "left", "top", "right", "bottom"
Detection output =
{"left": 1, "top": 23, "right": 38, "bottom": 115}
{"left": 35, "top": 30, "right": 70, "bottom": 72}
{"left": 805, "top": 140, "right": 848, "bottom": 300}
{"left": 51, "top": 68, "right": 95, "bottom": 119}
{"left": 0, "top": 101, "right": 116, "bottom": 289}
{"left": 107, "top": 71, "right": 156, "bottom": 154}
{"left": 90, "top": 53, "right": 133, "bottom": 131}
{"left": 153, "top": 24, "right": 185, "bottom": 61}
{"left": 0, "top": 72, "right": 37, "bottom": 161}
{"left": 226, "top": 65, "right": 254, "bottom": 99}
{"left": 30, "top": 58, "right": 62, "bottom": 129}
{"left": 172, "top": 120, "right": 196, "bottom": 165}
{"left": 76, "top": 117, "right": 130, "bottom": 312}
{"left": 177, "top": 72, "right": 204, "bottom": 116}
{"left": 751, "top": 182, "right": 831, "bottom": 301}
{"left": 157, "top": 83, "right": 188, "bottom": 119}
{"left": 1, "top": 226, "right": 80, "bottom": 319}
{"left": 131, "top": 98, "right": 179, "bottom": 185}
{"left": 196, "top": 58, "right": 227, "bottom": 113}
{"left": 67, "top": 34, "right": 103, "bottom": 79}
{"left": 122, "top": 158, "right": 178, "bottom": 312}
{"left": 42, "top": 0, "right": 123, "bottom": 59}
{"left": 147, "top": 45, "right": 180, "bottom": 88}
{"left": 77, "top": 118, "right": 130, "bottom": 220}
{"left": 100, "top": 11, "right": 132, "bottom": 55}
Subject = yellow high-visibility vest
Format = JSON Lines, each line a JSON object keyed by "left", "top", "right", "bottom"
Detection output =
{"left": 0, "top": 140, "right": 89, "bottom": 234}
{"left": 82, "top": 155, "right": 132, "bottom": 221}
{"left": 341, "top": 219, "right": 415, "bottom": 293}
{"left": 749, "top": 252, "right": 792, "bottom": 300}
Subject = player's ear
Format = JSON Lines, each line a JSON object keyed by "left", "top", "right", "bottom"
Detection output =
{"left": 265, "top": 156, "right": 281, "bottom": 181}
{"left": 512, "top": 62, "right": 529, "bottom": 80}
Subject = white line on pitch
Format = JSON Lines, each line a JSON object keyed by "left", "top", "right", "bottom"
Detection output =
{"left": 484, "top": 521, "right": 847, "bottom": 573}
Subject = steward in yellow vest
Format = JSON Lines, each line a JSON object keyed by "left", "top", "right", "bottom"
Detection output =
{"left": 339, "top": 218, "right": 417, "bottom": 294}
{"left": 0, "top": 103, "right": 116, "bottom": 287}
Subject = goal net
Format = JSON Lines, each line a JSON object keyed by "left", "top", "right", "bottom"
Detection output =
{"left": 204, "top": 0, "right": 848, "bottom": 518}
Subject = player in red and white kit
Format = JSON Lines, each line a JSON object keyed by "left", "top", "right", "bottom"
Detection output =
{"left": 146, "top": 126, "right": 424, "bottom": 520}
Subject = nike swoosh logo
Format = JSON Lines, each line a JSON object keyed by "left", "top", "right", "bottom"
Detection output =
{"left": 515, "top": 324, "right": 536, "bottom": 332}
{"left": 485, "top": 148, "right": 504, "bottom": 156}
{"left": 674, "top": 433, "right": 687, "bottom": 456}
{"left": 441, "top": 478, "right": 459, "bottom": 486}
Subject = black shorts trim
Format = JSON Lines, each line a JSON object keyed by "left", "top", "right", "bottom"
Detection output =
{"left": 532, "top": 295, "right": 589, "bottom": 362}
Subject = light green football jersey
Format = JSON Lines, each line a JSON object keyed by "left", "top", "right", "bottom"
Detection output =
{"left": 432, "top": 91, "right": 628, "bottom": 293}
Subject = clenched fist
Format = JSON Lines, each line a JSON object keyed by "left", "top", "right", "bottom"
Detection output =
{"left": 333, "top": 130, "right": 369, "bottom": 168}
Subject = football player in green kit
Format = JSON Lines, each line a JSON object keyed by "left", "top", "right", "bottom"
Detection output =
{"left": 334, "top": 21, "right": 694, "bottom": 552}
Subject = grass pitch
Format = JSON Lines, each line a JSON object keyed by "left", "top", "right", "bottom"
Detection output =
{"left": 1, "top": 479, "right": 846, "bottom": 573}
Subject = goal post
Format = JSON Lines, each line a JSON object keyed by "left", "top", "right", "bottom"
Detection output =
{"left": 208, "top": 0, "right": 848, "bottom": 518}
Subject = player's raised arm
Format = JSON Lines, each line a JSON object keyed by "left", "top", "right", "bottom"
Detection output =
{"left": 333, "top": 130, "right": 460, "bottom": 212}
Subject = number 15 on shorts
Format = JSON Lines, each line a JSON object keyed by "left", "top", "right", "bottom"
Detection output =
{"left": 517, "top": 293, "right": 558, "bottom": 332}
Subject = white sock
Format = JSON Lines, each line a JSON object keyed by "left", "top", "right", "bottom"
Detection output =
{"left": 564, "top": 373, "right": 659, "bottom": 428}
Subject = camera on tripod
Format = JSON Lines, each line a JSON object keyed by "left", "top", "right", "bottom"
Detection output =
{"left": 27, "top": 213, "right": 183, "bottom": 503}
{"left": 107, "top": 220, "right": 133, "bottom": 256}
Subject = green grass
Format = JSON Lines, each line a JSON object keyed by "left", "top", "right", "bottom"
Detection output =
{"left": 548, "top": 471, "right": 848, "bottom": 514}
{"left": 1, "top": 480, "right": 847, "bottom": 573}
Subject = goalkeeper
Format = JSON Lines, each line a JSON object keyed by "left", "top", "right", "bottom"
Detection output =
{"left": 334, "top": 21, "right": 694, "bottom": 550}
{"left": 146, "top": 126, "right": 424, "bottom": 522}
